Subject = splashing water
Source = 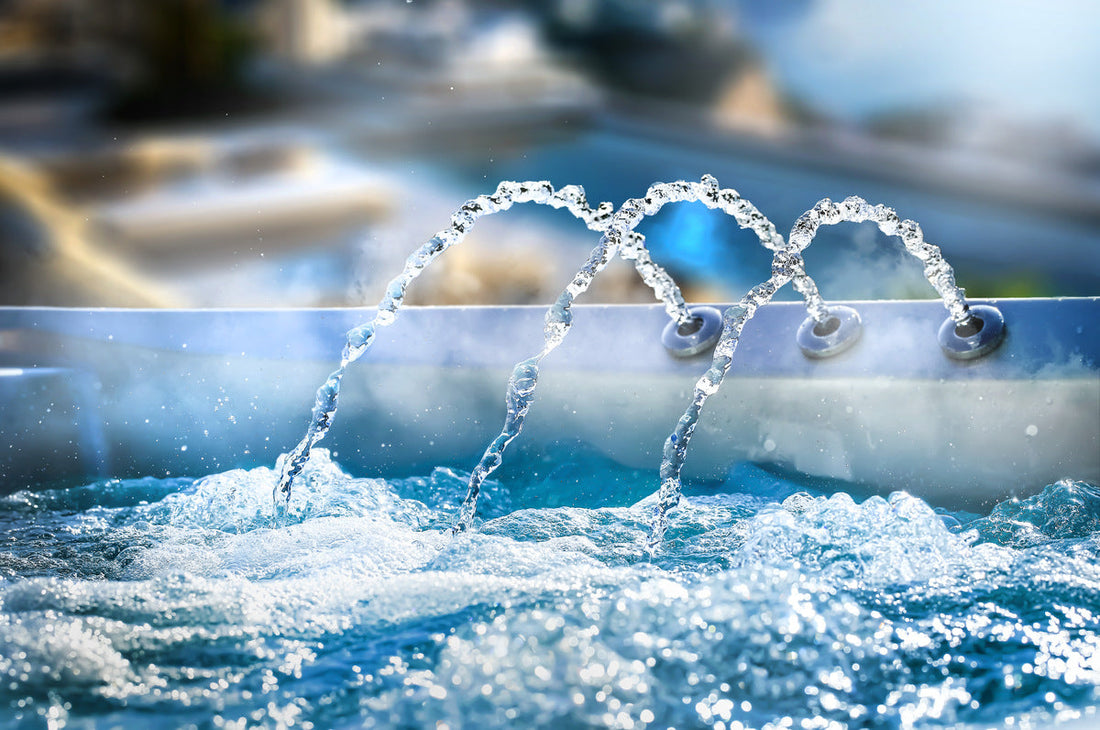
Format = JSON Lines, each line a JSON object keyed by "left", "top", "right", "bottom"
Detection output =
{"left": 3, "top": 453, "right": 1098, "bottom": 728}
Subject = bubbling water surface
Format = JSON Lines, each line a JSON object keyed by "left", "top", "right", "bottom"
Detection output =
{"left": 2, "top": 451, "right": 1098, "bottom": 729}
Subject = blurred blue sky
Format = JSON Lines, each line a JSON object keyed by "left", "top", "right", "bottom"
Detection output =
{"left": 743, "top": 0, "right": 1100, "bottom": 139}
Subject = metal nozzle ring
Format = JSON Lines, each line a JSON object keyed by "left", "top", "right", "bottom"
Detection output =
{"left": 797, "top": 305, "right": 863, "bottom": 359}
{"left": 939, "top": 304, "right": 1005, "bottom": 360}
{"left": 662, "top": 306, "right": 723, "bottom": 358}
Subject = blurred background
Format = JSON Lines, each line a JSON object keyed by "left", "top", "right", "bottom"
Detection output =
{"left": 1, "top": 0, "right": 1097, "bottom": 309}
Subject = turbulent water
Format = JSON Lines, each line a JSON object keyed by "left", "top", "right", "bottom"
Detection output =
{"left": 2, "top": 451, "right": 1099, "bottom": 729}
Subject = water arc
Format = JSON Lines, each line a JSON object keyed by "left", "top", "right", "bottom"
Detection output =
{"left": 454, "top": 175, "right": 798, "bottom": 532}
{"left": 274, "top": 181, "right": 626, "bottom": 505}
{"left": 262, "top": 177, "right": 1069, "bottom": 550}
{"left": 788, "top": 196, "right": 973, "bottom": 326}
{"left": 646, "top": 195, "right": 983, "bottom": 543}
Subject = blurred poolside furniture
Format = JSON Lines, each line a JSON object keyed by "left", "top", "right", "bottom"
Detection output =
{"left": 92, "top": 143, "right": 392, "bottom": 254}
{"left": 0, "top": 153, "right": 173, "bottom": 307}
{"left": 1, "top": 132, "right": 394, "bottom": 307}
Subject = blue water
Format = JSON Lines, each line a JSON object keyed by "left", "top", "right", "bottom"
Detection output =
{"left": 2, "top": 450, "right": 1099, "bottom": 729}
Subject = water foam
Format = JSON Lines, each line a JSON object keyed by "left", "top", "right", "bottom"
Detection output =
{"left": 2, "top": 459, "right": 1098, "bottom": 728}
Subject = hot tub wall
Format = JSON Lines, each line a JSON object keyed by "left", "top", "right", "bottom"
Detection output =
{"left": 1, "top": 299, "right": 1097, "bottom": 506}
